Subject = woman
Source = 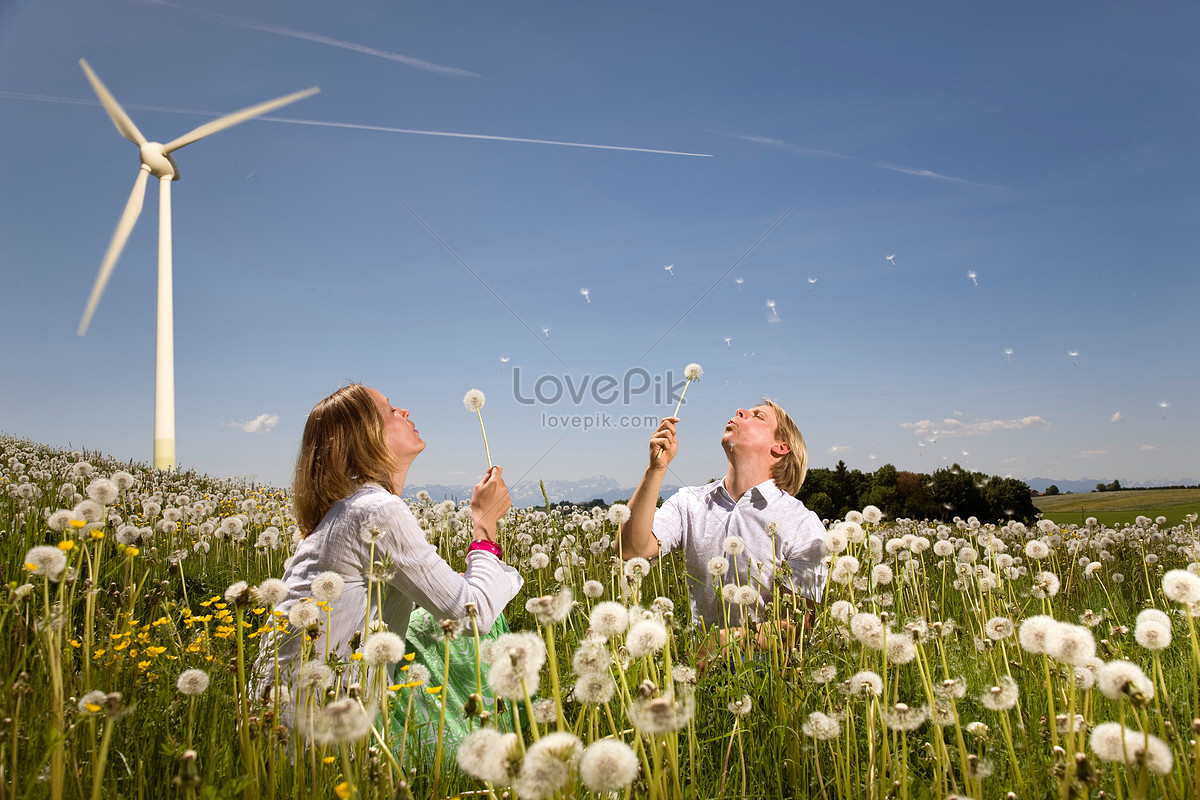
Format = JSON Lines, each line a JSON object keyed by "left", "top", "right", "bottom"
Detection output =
{"left": 255, "top": 383, "right": 522, "bottom": 711}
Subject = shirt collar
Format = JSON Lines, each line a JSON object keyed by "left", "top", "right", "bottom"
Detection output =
{"left": 707, "top": 478, "right": 783, "bottom": 504}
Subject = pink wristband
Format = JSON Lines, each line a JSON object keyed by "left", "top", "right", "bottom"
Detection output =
{"left": 468, "top": 539, "right": 503, "bottom": 561}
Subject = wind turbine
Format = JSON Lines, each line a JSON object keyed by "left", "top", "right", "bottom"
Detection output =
{"left": 75, "top": 59, "right": 319, "bottom": 470}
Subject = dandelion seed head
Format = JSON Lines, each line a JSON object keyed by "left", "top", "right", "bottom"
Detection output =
{"left": 288, "top": 599, "right": 321, "bottom": 631}
{"left": 626, "top": 618, "right": 669, "bottom": 658}
{"left": 305, "top": 698, "right": 373, "bottom": 745}
{"left": 629, "top": 692, "right": 695, "bottom": 734}
{"left": 364, "top": 632, "right": 406, "bottom": 665}
{"left": 1045, "top": 622, "right": 1095, "bottom": 666}
{"left": 294, "top": 660, "right": 334, "bottom": 694}
{"left": 980, "top": 675, "right": 1019, "bottom": 711}
{"left": 606, "top": 503, "right": 631, "bottom": 525}
{"left": 573, "top": 671, "right": 616, "bottom": 705}
{"left": 78, "top": 690, "right": 107, "bottom": 714}
{"left": 728, "top": 694, "right": 753, "bottom": 716}
{"left": 802, "top": 711, "right": 841, "bottom": 739}
{"left": 1163, "top": 569, "right": 1200, "bottom": 604}
{"left": 176, "top": 668, "right": 210, "bottom": 696}
{"left": 23, "top": 545, "right": 67, "bottom": 581}
{"left": 1097, "top": 660, "right": 1153, "bottom": 701}
{"left": 1017, "top": 615, "right": 1057, "bottom": 655}
{"left": 311, "top": 571, "right": 344, "bottom": 602}
{"left": 515, "top": 732, "right": 582, "bottom": 800}
{"left": 463, "top": 389, "right": 486, "bottom": 413}
{"left": 457, "top": 728, "right": 519, "bottom": 786}
{"left": 589, "top": 601, "right": 629, "bottom": 640}
{"left": 684, "top": 363, "right": 703, "bottom": 381}
{"left": 579, "top": 739, "right": 639, "bottom": 794}
{"left": 254, "top": 578, "right": 289, "bottom": 607}
{"left": 582, "top": 579, "right": 604, "bottom": 599}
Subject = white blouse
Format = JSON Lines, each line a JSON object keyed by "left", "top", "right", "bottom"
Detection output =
{"left": 256, "top": 484, "right": 523, "bottom": 682}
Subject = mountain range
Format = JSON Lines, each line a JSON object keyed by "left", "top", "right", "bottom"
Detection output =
{"left": 1023, "top": 477, "right": 1198, "bottom": 494}
{"left": 404, "top": 475, "right": 682, "bottom": 508}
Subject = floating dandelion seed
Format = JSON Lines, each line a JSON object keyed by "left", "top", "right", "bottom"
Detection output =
{"left": 735, "top": 276, "right": 743, "bottom": 291}
{"left": 886, "top": 254, "right": 896, "bottom": 267}
{"left": 1068, "top": 350, "right": 1079, "bottom": 366}
{"left": 808, "top": 277, "right": 818, "bottom": 291}
{"left": 500, "top": 356, "right": 510, "bottom": 371}
{"left": 542, "top": 327, "right": 551, "bottom": 338}
{"left": 579, "top": 287, "right": 590, "bottom": 303}
{"left": 1004, "top": 347, "right": 1013, "bottom": 363}
{"left": 766, "top": 299, "right": 779, "bottom": 322}
{"left": 967, "top": 270, "right": 978, "bottom": 286}
{"left": 664, "top": 264, "right": 675, "bottom": 277}
{"left": 463, "top": 389, "right": 492, "bottom": 468}
{"left": 1111, "top": 411, "right": 1123, "bottom": 423}
{"left": 1159, "top": 401, "right": 1169, "bottom": 419}
{"left": 723, "top": 336, "right": 732, "bottom": 348}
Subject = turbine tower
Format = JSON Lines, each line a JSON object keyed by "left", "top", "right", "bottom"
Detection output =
{"left": 75, "top": 59, "right": 319, "bottom": 470}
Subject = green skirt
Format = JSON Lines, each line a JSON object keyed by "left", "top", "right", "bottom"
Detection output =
{"left": 390, "top": 608, "right": 510, "bottom": 767}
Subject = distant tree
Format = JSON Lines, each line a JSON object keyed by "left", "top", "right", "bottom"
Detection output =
{"left": 983, "top": 477, "right": 1039, "bottom": 524}
{"left": 928, "top": 464, "right": 987, "bottom": 521}
{"left": 805, "top": 491, "right": 835, "bottom": 521}
{"left": 895, "top": 470, "right": 938, "bottom": 519}
{"left": 1045, "top": 485, "right": 1060, "bottom": 496}
{"left": 1107, "top": 479, "right": 1122, "bottom": 491}
{"left": 1095, "top": 483, "right": 1107, "bottom": 493}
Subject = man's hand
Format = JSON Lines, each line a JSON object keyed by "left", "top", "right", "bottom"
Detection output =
{"left": 649, "top": 416, "right": 680, "bottom": 469}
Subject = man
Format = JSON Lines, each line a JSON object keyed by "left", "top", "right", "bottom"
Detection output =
{"left": 617, "top": 400, "right": 827, "bottom": 640}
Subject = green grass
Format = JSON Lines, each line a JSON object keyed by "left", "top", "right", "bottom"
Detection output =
{"left": 1034, "top": 487, "right": 1200, "bottom": 527}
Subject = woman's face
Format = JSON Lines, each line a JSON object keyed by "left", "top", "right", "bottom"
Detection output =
{"left": 368, "top": 388, "right": 425, "bottom": 464}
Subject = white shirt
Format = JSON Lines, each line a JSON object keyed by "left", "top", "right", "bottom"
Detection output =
{"left": 255, "top": 484, "right": 522, "bottom": 685}
{"left": 653, "top": 478, "right": 827, "bottom": 627}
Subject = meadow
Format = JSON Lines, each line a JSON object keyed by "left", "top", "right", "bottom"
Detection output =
{"left": 3, "top": 433, "right": 1200, "bottom": 800}
{"left": 1034, "top": 488, "right": 1200, "bottom": 529}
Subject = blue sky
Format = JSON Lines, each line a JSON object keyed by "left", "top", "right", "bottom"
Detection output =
{"left": 1, "top": 0, "right": 1196, "bottom": 493}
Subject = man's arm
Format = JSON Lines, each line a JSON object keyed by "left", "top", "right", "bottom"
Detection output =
{"left": 616, "top": 416, "right": 678, "bottom": 560}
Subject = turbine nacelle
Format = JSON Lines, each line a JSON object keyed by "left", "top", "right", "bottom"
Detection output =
{"left": 139, "top": 142, "right": 180, "bottom": 181}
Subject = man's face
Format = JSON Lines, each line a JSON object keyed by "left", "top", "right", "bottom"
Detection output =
{"left": 721, "top": 404, "right": 788, "bottom": 458}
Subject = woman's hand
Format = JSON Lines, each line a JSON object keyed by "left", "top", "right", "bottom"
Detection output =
{"left": 471, "top": 466, "right": 511, "bottom": 541}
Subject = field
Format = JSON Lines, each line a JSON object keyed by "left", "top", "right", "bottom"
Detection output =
{"left": 3, "top": 434, "right": 1200, "bottom": 800}
{"left": 1034, "top": 488, "right": 1200, "bottom": 527}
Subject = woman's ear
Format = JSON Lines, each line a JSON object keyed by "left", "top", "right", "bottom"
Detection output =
{"left": 771, "top": 442, "right": 791, "bottom": 456}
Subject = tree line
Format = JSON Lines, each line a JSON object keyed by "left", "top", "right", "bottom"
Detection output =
{"left": 796, "top": 461, "right": 1039, "bottom": 524}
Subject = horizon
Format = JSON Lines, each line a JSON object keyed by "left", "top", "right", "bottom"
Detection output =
{"left": 1, "top": 1, "right": 1196, "bottom": 490}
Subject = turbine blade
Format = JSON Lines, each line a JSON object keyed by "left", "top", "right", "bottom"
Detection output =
{"left": 78, "top": 168, "right": 150, "bottom": 336}
{"left": 163, "top": 86, "right": 320, "bottom": 153}
{"left": 78, "top": 59, "right": 146, "bottom": 146}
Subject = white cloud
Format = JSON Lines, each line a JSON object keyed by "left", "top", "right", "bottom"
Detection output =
{"left": 1111, "top": 412, "right": 1124, "bottom": 423}
{"left": 828, "top": 445, "right": 853, "bottom": 454}
{"left": 227, "top": 413, "right": 279, "bottom": 433}
{"left": 1077, "top": 449, "right": 1106, "bottom": 458}
{"left": 900, "top": 416, "right": 1049, "bottom": 438}
{"left": 1140, "top": 444, "right": 1158, "bottom": 451}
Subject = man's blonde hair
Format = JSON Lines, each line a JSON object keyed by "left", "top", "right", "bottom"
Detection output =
{"left": 293, "top": 383, "right": 398, "bottom": 536}
{"left": 763, "top": 398, "right": 807, "bottom": 495}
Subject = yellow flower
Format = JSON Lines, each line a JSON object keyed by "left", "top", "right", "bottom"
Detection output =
{"left": 425, "top": 686, "right": 443, "bottom": 695}
{"left": 58, "top": 540, "right": 75, "bottom": 552}
{"left": 69, "top": 520, "right": 87, "bottom": 530}
{"left": 350, "top": 653, "right": 364, "bottom": 662}
{"left": 137, "top": 660, "right": 151, "bottom": 671}
{"left": 322, "top": 756, "right": 337, "bottom": 765}
{"left": 334, "top": 782, "right": 353, "bottom": 799}
{"left": 85, "top": 702, "right": 102, "bottom": 713}
{"left": 68, "top": 640, "right": 82, "bottom": 649}
{"left": 125, "top": 547, "right": 139, "bottom": 557}
{"left": 146, "top": 646, "right": 167, "bottom": 657}
{"left": 93, "top": 649, "right": 106, "bottom": 659}
{"left": 404, "top": 652, "right": 416, "bottom": 662}
{"left": 90, "top": 529, "right": 105, "bottom": 540}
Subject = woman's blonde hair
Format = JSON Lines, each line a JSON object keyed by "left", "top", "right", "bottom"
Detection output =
{"left": 763, "top": 399, "right": 807, "bottom": 495}
{"left": 293, "top": 383, "right": 397, "bottom": 536}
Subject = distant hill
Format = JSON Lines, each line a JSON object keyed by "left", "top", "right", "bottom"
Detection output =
{"left": 404, "top": 475, "right": 680, "bottom": 508}
{"left": 1024, "top": 477, "right": 1198, "bottom": 494}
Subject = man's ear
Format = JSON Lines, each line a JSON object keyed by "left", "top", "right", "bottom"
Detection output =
{"left": 771, "top": 442, "right": 791, "bottom": 457}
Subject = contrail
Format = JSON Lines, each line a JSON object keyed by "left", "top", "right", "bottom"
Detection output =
{"left": 0, "top": 90, "right": 713, "bottom": 157}
{"left": 130, "top": 0, "right": 481, "bottom": 79}
{"left": 722, "top": 132, "right": 1004, "bottom": 190}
